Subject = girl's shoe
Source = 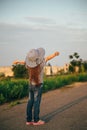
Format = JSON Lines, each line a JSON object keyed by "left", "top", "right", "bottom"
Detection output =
{"left": 33, "top": 120, "right": 45, "bottom": 126}
{"left": 26, "top": 121, "right": 33, "bottom": 125}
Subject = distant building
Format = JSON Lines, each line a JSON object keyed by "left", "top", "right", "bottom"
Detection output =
{"left": 0, "top": 63, "right": 69, "bottom": 77}
{"left": 0, "top": 66, "right": 13, "bottom": 77}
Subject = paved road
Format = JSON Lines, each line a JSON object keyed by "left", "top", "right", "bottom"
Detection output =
{"left": 0, "top": 82, "right": 87, "bottom": 130}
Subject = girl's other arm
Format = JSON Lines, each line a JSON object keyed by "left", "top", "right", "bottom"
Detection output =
{"left": 45, "top": 51, "right": 60, "bottom": 62}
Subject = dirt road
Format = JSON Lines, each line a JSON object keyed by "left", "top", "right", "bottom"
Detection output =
{"left": 0, "top": 82, "right": 87, "bottom": 130}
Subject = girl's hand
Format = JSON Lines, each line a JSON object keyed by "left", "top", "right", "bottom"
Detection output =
{"left": 54, "top": 51, "right": 60, "bottom": 56}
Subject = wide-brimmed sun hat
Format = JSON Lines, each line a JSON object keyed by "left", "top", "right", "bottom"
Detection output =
{"left": 25, "top": 48, "right": 45, "bottom": 68}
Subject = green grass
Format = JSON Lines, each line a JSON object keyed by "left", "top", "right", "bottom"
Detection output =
{"left": 0, "top": 73, "right": 87, "bottom": 104}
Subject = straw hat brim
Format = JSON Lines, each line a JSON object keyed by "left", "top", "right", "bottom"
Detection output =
{"left": 25, "top": 48, "right": 45, "bottom": 68}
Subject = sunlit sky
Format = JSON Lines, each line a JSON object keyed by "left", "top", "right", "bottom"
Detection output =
{"left": 0, "top": 0, "right": 87, "bottom": 66}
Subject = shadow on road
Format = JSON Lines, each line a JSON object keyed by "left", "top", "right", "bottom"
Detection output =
{"left": 41, "top": 95, "right": 87, "bottom": 122}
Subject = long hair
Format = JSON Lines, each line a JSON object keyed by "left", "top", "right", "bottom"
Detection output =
{"left": 28, "top": 64, "right": 41, "bottom": 85}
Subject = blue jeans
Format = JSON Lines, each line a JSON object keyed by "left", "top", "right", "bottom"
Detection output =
{"left": 26, "top": 84, "right": 43, "bottom": 122}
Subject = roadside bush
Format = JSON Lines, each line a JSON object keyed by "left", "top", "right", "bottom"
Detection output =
{"left": 78, "top": 73, "right": 87, "bottom": 82}
{"left": 43, "top": 73, "right": 87, "bottom": 93}
{"left": 0, "top": 94, "right": 6, "bottom": 104}
{"left": 0, "top": 79, "right": 29, "bottom": 104}
{"left": 0, "top": 73, "right": 87, "bottom": 104}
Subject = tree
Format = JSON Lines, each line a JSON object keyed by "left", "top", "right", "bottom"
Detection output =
{"left": 83, "top": 60, "right": 87, "bottom": 72}
{"left": 73, "top": 52, "right": 79, "bottom": 59}
{"left": 12, "top": 64, "right": 28, "bottom": 78}
{"left": 69, "top": 52, "right": 82, "bottom": 73}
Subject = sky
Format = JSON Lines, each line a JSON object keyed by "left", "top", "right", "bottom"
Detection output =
{"left": 0, "top": 0, "right": 87, "bottom": 66}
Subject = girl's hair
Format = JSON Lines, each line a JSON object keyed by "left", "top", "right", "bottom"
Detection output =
{"left": 28, "top": 64, "right": 41, "bottom": 85}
